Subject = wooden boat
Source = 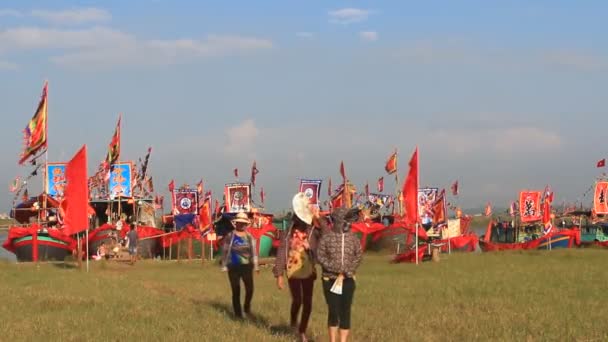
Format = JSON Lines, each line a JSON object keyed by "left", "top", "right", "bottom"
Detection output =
{"left": 479, "top": 221, "right": 580, "bottom": 251}
{"left": 2, "top": 224, "right": 76, "bottom": 262}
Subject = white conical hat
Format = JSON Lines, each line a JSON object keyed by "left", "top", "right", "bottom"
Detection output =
{"left": 292, "top": 192, "right": 313, "bottom": 225}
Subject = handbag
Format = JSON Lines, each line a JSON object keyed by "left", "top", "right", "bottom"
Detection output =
{"left": 329, "top": 233, "right": 345, "bottom": 295}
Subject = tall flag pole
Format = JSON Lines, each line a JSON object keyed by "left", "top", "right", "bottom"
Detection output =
{"left": 251, "top": 161, "right": 259, "bottom": 186}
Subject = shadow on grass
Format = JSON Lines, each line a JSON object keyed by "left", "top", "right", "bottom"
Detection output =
{"left": 201, "top": 299, "right": 294, "bottom": 337}
{"left": 52, "top": 262, "right": 78, "bottom": 269}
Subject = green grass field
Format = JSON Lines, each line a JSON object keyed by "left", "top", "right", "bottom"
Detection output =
{"left": 1, "top": 249, "right": 607, "bottom": 341}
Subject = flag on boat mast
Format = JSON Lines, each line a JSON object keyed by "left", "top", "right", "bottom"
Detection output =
{"left": 19, "top": 81, "right": 48, "bottom": 165}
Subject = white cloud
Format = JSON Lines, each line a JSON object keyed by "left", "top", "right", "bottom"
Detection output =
{"left": 328, "top": 8, "right": 370, "bottom": 24}
{"left": 0, "top": 27, "right": 273, "bottom": 68}
{"left": 296, "top": 32, "right": 314, "bottom": 39}
{"left": 427, "top": 126, "right": 562, "bottom": 156}
{"left": 30, "top": 8, "right": 111, "bottom": 25}
{"left": 359, "top": 31, "right": 378, "bottom": 42}
{"left": 0, "top": 60, "right": 19, "bottom": 71}
{"left": 224, "top": 119, "right": 259, "bottom": 156}
{"left": 542, "top": 50, "right": 607, "bottom": 71}
{"left": 0, "top": 9, "right": 22, "bottom": 17}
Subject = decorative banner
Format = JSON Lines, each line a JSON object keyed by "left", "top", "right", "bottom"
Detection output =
{"left": 174, "top": 189, "right": 198, "bottom": 215}
{"left": 418, "top": 188, "right": 439, "bottom": 224}
{"left": 46, "top": 163, "right": 67, "bottom": 198}
{"left": 519, "top": 191, "right": 542, "bottom": 223}
{"left": 225, "top": 183, "right": 252, "bottom": 213}
{"left": 594, "top": 181, "right": 608, "bottom": 214}
{"left": 367, "top": 193, "right": 391, "bottom": 207}
{"left": 109, "top": 162, "right": 133, "bottom": 199}
{"left": 299, "top": 179, "right": 322, "bottom": 206}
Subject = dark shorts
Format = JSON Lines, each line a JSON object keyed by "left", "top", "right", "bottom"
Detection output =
{"left": 128, "top": 246, "right": 137, "bottom": 255}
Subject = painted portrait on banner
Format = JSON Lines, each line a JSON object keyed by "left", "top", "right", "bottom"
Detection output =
{"left": 299, "top": 179, "right": 322, "bottom": 206}
{"left": 418, "top": 188, "right": 438, "bottom": 225}
{"left": 225, "top": 183, "right": 251, "bottom": 213}
{"left": 46, "top": 163, "right": 66, "bottom": 198}
{"left": 109, "top": 163, "right": 133, "bottom": 199}
{"left": 174, "top": 189, "right": 198, "bottom": 215}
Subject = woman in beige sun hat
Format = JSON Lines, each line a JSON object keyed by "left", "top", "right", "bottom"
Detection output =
{"left": 273, "top": 192, "right": 330, "bottom": 342}
{"left": 221, "top": 211, "right": 259, "bottom": 319}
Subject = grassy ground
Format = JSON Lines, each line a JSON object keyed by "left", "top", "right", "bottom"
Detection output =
{"left": 1, "top": 249, "right": 608, "bottom": 341}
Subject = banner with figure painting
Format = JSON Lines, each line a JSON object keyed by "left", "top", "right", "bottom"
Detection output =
{"left": 299, "top": 179, "right": 322, "bottom": 206}
{"left": 108, "top": 162, "right": 133, "bottom": 199}
{"left": 46, "top": 163, "right": 67, "bottom": 198}
{"left": 224, "top": 183, "right": 252, "bottom": 213}
{"left": 418, "top": 187, "right": 439, "bottom": 226}
{"left": 519, "top": 191, "right": 542, "bottom": 223}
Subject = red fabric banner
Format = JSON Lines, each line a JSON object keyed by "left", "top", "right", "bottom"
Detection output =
{"left": 594, "top": 181, "right": 608, "bottom": 214}
{"left": 597, "top": 159, "right": 606, "bottom": 168}
{"left": 62, "top": 145, "right": 89, "bottom": 236}
{"left": 377, "top": 177, "right": 384, "bottom": 192}
{"left": 402, "top": 147, "right": 418, "bottom": 226}
{"left": 339, "top": 161, "right": 346, "bottom": 181}
{"left": 519, "top": 191, "right": 542, "bottom": 223}
{"left": 106, "top": 114, "right": 121, "bottom": 166}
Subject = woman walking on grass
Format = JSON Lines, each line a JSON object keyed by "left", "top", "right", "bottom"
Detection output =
{"left": 221, "top": 212, "right": 259, "bottom": 319}
{"left": 317, "top": 207, "right": 363, "bottom": 342}
{"left": 273, "top": 193, "right": 330, "bottom": 342}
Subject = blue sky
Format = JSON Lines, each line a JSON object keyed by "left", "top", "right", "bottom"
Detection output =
{"left": 1, "top": 1, "right": 607, "bottom": 213}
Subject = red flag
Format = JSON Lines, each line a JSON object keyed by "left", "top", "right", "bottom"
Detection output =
{"left": 432, "top": 189, "right": 446, "bottom": 224}
{"left": 377, "top": 177, "right": 384, "bottom": 192}
{"left": 106, "top": 114, "right": 121, "bottom": 166}
{"left": 251, "top": 161, "right": 259, "bottom": 186}
{"left": 451, "top": 181, "right": 459, "bottom": 196}
{"left": 199, "top": 198, "right": 211, "bottom": 230}
{"left": 328, "top": 177, "right": 332, "bottom": 197}
{"left": 19, "top": 81, "right": 48, "bottom": 165}
{"left": 196, "top": 180, "right": 203, "bottom": 197}
{"left": 597, "top": 159, "right": 605, "bottom": 168}
{"left": 484, "top": 202, "right": 492, "bottom": 217}
{"left": 168, "top": 179, "right": 175, "bottom": 192}
{"left": 234, "top": 168, "right": 239, "bottom": 178}
{"left": 63, "top": 145, "right": 88, "bottom": 236}
{"left": 520, "top": 191, "right": 542, "bottom": 222}
{"left": 365, "top": 182, "right": 369, "bottom": 197}
{"left": 339, "top": 161, "right": 346, "bottom": 181}
{"left": 402, "top": 147, "right": 419, "bottom": 226}
{"left": 385, "top": 150, "right": 397, "bottom": 174}
{"left": 260, "top": 187, "right": 265, "bottom": 204}
{"left": 22, "top": 188, "right": 29, "bottom": 202}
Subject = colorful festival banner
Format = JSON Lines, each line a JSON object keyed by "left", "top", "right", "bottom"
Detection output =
{"left": 418, "top": 187, "right": 439, "bottom": 224}
{"left": 594, "top": 181, "right": 608, "bottom": 215}
{"left": 367, "top": 193, "right": 391, "bottom": 207}
{"left": 299, "top": 179, "right": 322, "bottom": 206}
{"left": 108, "top": 162, "right": 133, "bottom": 199}
{"left": 174, "top": 189, "right": 198, "bottom": 215}
{"left": 46, "top": 163, "right": 67, "bottom": 198}
{"left": 519, "top": 191, "right": 542, "bottom": 223}
{"left": 224, "top": 183, "right": 252, "bottom": 213}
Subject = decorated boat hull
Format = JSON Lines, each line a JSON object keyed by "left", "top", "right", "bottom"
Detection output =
{"left": 479, "top": 229, "right": 580, "bottom": 252}
{"left": 2, "top": 225, "right": 76, "bottom": 262}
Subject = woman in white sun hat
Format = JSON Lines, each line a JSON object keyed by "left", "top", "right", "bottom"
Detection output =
{"left": 221, "top": 211, "right": 259, "bottom": 319}
{"left": 273, "top": 192, "right": 330, "bottom": 341}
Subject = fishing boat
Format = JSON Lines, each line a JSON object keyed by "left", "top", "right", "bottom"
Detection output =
{"left": 478, "top": 221, "right": 580, "bottom": 251}
{"left": 2, "top": 224, "right": 76, "bottom": 262}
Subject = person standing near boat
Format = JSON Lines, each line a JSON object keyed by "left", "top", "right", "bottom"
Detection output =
{"left": 127, "top": 223, "right": 138, "bottom": 265}
{"left": 221, "top": 212, "right": 259, "bottom": 319}
{"left": 273, "top": 193, "right": 330, "bottom": 342}
{"left": 316, "top": 207, "right": 363, "bottom": 342}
